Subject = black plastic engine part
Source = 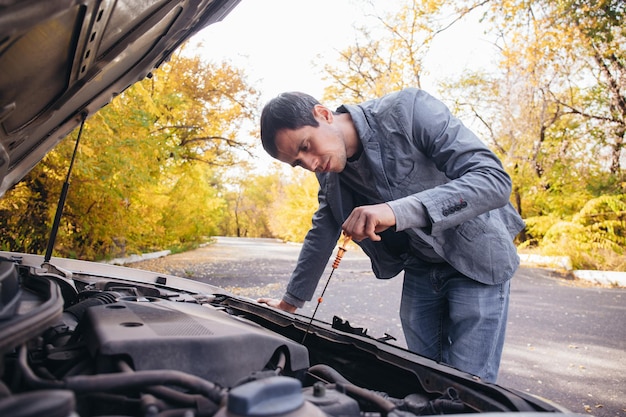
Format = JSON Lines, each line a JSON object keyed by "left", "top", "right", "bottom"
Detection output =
{"left": 81, "top": 298, "right": 310, "bottom": 387}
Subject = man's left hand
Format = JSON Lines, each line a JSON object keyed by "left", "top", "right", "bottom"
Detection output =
{"left": 342, "top": 203, "right": 396, "bottom": 242}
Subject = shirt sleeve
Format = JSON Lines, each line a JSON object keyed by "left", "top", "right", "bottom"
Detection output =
{"left": 386, "top": 199, "right": 430, "bottom": 231}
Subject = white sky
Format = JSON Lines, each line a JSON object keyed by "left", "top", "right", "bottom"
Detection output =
{"left": 191, "top": 0, "right": 495, "bottom": 103}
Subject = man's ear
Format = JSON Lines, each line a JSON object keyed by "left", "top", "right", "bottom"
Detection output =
{"left": 313, "top": 104, "right": 333, "bottom": 123}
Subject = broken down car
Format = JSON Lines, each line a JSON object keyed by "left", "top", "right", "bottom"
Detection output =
{"left": 1, "top": 0, "right": 576, "bottom": 416}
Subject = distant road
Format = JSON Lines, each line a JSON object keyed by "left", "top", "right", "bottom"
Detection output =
{"left": 132, "top": 236, "right": 626, "bottom": 417}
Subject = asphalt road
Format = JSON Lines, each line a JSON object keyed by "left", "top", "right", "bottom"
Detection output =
{"left": 131, "top": 236, "right": 626, "bottom": 417}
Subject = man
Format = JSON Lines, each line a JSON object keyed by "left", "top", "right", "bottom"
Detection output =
{"left": 257, "top": 88, "right": 525, "bottom": 383}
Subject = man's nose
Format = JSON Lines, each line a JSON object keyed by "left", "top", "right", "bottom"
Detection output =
{"left": 301, "top": 156, "right": 318, "bottom": 172}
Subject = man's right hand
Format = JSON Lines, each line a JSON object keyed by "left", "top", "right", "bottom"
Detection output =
{"left": 257, "top": 298, "right": 297, "bottom": 313}
{"left": 342, "top": 203, "right": 396, "bottom": 242}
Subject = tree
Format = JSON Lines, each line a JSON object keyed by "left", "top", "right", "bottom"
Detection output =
{"left": 447, "top": 0, "right": 625, "bottom": 266}
{"left": 158, "top": 164, "right": 226, "bottom": 246}
{"left": 268, "top": 169, "right": 319, "bottom": 243}
{"left": 148, "top": 55, "right": 259, "bottom": 167}
{"left": 548, "top": 0, "right": 626, "bottom": 176}
{"left": 471, "top": 0, "right": 625, "bottom": 182}
{"left": 322, "top": 0, "right": 448, "bottom": 103}
{"left": 0, "top": 52, "right": 260, "bottom": 260}
{"left": 220, "top": 169, "right": 282, "bottom": 238}
{"left": 0, "top": 170, "right": 54, "bottom": 254}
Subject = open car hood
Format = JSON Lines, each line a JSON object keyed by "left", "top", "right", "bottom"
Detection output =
{"left": 0, "top": 0, "right": 239, "bottom": 196}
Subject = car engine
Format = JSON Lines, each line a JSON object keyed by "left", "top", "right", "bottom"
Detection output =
{"left": 0, "top": 256, "right": 560, "bottom": 417}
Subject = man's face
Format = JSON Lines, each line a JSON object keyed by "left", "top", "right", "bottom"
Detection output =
{"left": 273, "top": 106, "right": 347, "bottom": 173}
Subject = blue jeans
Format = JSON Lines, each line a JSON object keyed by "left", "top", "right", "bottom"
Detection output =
{"left": 400, "top": 260, "right": 510, "bottom": 383}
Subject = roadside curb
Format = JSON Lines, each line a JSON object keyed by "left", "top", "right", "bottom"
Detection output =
{"left": 571, "top": 270, "right": 626, "bottom": 287}
{"left": 103, "top": 250, "right": 171, "bottom": 265}
{"left": 519, "top": 254, "right": 626, "bottom": 287}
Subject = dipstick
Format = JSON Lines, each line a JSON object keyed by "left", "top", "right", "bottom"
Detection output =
{"left": 301, "top": 235, "right": 352, "bottom": 343}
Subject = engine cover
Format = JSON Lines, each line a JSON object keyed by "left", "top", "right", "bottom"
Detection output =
{"left": 82, "top": 298, "right": 309, "bottom": 387}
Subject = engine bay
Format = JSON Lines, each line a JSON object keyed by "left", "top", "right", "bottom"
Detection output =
{"left": 0, "top": 255, "right": 562, "bottom": 416}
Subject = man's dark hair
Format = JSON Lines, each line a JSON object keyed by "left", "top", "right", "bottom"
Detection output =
{"left": 260, "top": 92, "right": 320, "bottom": 158}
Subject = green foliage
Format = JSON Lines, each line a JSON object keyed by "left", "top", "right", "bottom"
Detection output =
{"left": 520, "top": 214, "right": 564, "bottom": 247}
{"left": 523, "top": 194, "right": 626, "bottom": 270}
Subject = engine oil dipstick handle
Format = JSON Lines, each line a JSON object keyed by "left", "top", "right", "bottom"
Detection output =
{"left": 301, "top": 235, "right": 352, "bottom": 344}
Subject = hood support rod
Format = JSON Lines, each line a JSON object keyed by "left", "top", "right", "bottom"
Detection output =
{"left": 44, "top": 114, "right": 87, "bottom": 264}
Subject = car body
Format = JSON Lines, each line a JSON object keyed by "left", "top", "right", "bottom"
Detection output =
{"left": 0, "top": 1, "right": 576, "bottom": 416}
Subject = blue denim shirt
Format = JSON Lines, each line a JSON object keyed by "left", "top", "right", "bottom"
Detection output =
{"left": 283, "top": 88, "right": 525, "bottom": 308}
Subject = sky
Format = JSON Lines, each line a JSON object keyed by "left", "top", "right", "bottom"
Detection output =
{"left": 191, "top": 0, "right": 495, "bottom": 104}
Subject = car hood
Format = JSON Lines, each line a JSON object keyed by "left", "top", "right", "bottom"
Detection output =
{"left": 0, "top": 0, "right": 240, "bottom": 196}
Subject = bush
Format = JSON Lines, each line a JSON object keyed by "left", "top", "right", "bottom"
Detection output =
{"left": 521, "top": 195, "right": 626, "bottom": 271}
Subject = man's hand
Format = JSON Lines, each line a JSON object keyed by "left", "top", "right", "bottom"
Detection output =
{"left": 342, "top": 203, "right": 396, "bottom": 242}
{"left": 257, "top": 298, "right": 297, "bottom": 313}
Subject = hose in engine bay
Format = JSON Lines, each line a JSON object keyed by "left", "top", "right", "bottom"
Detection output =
{"left": 17, "top": 345, "right": 226, "bottom": 404}
{"left": 308, "top": 364, "right": 398, "bottom": 414}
